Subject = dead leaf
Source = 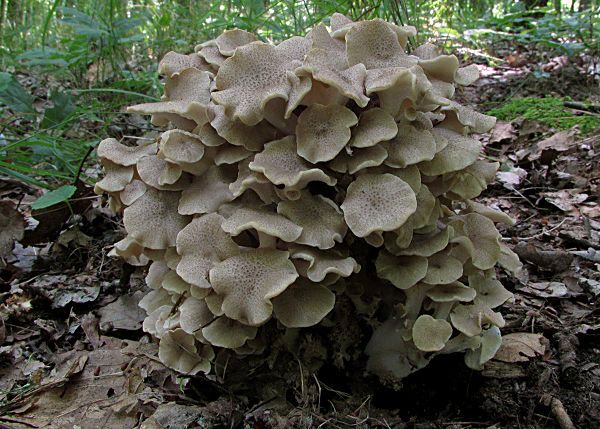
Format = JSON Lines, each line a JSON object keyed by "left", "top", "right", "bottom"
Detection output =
{"left": 494, "top": 333, "right": 547, "bottom": 363}
{"left": 81, "top": 314, "right": 104, "bottom": 349}
{"left": 0, "top": 200, "right": 25, "bottom": 258}
{"left": 98, "top": 291, "right": 146, "bottom": 332}
{"left": 25, "top": 274, "right": 101, "bottom": 308}
{"left": 513, "top": 242, "right": 573, "bottom": 272}
{"left": 10, "top": 340, "right": 159, "bottom": 428}
{"left": 496, "top": 166, "right": 527, "bottom": 189}
{"left": 541, "top": 189, "right": 588, "bottom": 212}
{"left": 489, "top": 120, "right": 516, "bottom": 145}
{"left": 144, "top": 402, "right": 205, "bottom": 429}
{"left": 521, "top": 281, "right": 569, "bottom": 298}
{"left": 530, "top": 129, "right": 578, "bottom": 162}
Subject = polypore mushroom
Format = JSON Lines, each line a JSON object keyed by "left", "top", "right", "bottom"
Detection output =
{"left": 341, "top": 173, "right": 417, "bottom": 238}
{"left": 209, "top": 248, "right": 298, "bottom": 326}
{"left": 96, "top": 14, "right": 518, "bottom": 383}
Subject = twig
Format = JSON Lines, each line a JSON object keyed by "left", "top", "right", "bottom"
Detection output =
{"left": 521, "top": 218, "right": 567, "bottom": 240}
{"left": 564, "top": 101, "right": 600, "bottom": 113}
{"left": 0, "top": 416, "right": 38, "bottom": 428}
{"left": 73, "top": 145, "right": 94, "bottom": 184}
{"left": 541, "top": 394, "right": 577, "bottom": 429}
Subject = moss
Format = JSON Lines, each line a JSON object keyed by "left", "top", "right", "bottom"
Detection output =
{"left": 487, "top": 97, "right": 600, "bottom": 136}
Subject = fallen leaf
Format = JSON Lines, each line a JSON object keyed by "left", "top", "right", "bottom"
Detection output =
{"left": 513, "top": 242, "right": 573, "bottom": 272}
{"left": 541, "top": 189, "right": 588, "bottom": 212}
{"left": 143, "top": 402, "right": 205, "bottom": 429}
{"left": 10, "top": 340, "right": 159, "bottom": 428}
{"left": 530, "top": 129, "right": 578, "bottom": 162}
{"left": 496, "top": 166, "right": 527, "bottom": 189}
{"left": 25, "top": 274, "right": 101, "bottom": 309}
{"left": 0, "top": 200, "right": 25, "bottom": 258}
{"left": 98, "top": 291, "right": 146, "bottom": 332}
{"left": 494, "top": 333, "right": 546, "bottom": 363}
{"left": 489, "top": 120, "right": 516, "bottom": 145}
{"left": 522, "top": 281, "right": 569, "bottom": 298}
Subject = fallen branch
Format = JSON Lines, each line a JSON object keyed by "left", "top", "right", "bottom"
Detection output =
{"left": 563, "top": 101, "right": 600, "bottom": 114}
{"left": 541, "top": 394, "right": 577, "bottom": 429}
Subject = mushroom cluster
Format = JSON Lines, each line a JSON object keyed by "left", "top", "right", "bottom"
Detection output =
{"left": 96, "top": 14, "right": 521, "bottom": 385}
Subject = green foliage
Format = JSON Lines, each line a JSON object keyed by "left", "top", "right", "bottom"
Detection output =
{"left": 488, "top": 97, "right": 600, "bottom": 135}
{"left": 0, "top": 72, "right": 35, "bottom": 115}
{"left": 0, "top": 0, "right": 597, "bottom": 193}
{"left": 31, "top": 184, "right": 77, "bottom": 209}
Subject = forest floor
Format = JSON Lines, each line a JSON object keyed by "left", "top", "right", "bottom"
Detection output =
{"left": 1, "top": 46, "right": 599, "bottom": 429}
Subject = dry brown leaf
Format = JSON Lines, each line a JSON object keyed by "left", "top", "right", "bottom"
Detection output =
{"left": 98, "top": 291, "right": 146, "bottom": 332}
{"left": 0, "top": 200, "right": 25, "bottom": 258}
{"left": 494, "top": 332, "right": 546, "bottom": 363}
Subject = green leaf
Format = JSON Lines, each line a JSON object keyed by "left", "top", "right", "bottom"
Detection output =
{"left": 41, "top": 91, "right": 77, "bottom": 129}
{"left": 31, "top": 185, "right": 77, "bottom": 209}
{"left": 0, "top": 72, "right": 35, "bottom": 114}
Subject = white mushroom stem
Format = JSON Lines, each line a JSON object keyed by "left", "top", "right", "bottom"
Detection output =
{"left": 404, "top": 284, "right": 434, "bottom": 320}
{"left": 257, "top": 230, "right": 277, "bottom": 248}
{"left": 432, "top": 301, "right": 454, "bottom": 320}
{"left": 263, "top": 99, "right": 298, "bottom": 134}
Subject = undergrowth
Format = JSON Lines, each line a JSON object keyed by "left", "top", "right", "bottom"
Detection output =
{"left": 488, "top": 96, "right": 600, "bottom": 136}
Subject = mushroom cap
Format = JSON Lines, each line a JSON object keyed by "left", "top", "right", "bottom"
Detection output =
{"left": 341, "top": 173, "right": 417, "bottom": 237}
{"left": 123, "top": 188, "right": 190, "bottom": 250}
{"left": 397, "top": 225, "right": 453, "bottom": 257}
{"left": 175, "top": 213, "right": 239, "bottom": 288}
{"left": 210, "top": 104, "right": 277, "bottom": 151}
{"left": 412, "top": 314, "right": 453, "bottom": 352}
{"left": 158, "top": 328, "right": 214, "bottom": 375}
{"left": 455, "top": 64, "right": 480, "bottom": 86}
{"left": 450, "top": 301, "right": 505, "bottom": 337}
{"left": 350, "top": 108, "right": 398, "bottom": 148}
{"left": 426, "top": 281, "right": 477, "bottom": 302}
{"left": 97, "top": 138, "right": 157, "bottom": 167}
{"left": 346, "top": 19, "right": 409, "bottom": 69}
{"left": 161, "top": 270, "right": 190, "bottom": 295}
{"left": 159, "top": 129, "right": 205, "bottom": 164}
{"left": 202, "top": 317, "right": 257, "bottom": 348}
{"left": 272, "top": 279, "right": 335, "bottom": 328}
{"left": 277, "top": 193, "right": 347, "bottom": 249}
{"left": 209, "top": 248, "right": 298, "bottom": 326}
{"left": 179, "top": 296, "right": 214, "bottom": 335}
{"left": 136, "top": 155, "right": 191, "bottom": 191}
{"left": 375, "top": 251, "right": 428, "bottom": 290}
{"left": 469, "top": 273, "right": 513, "bottom": 309}
{"left": 422, "top": 252, "right": 463, "bottom": 285}
{"left": 212, "top": 42, "right": 298, "bottom": 125}
{"left": 95, "top": 160, "right": 133, "bottom": 193}
{"left": 128, "top": 68, "right": 212, "bottom": 125}
{"left": 461, "top": 213, "right": 502, "bottom": 270}
{"left": 146, "top": 260, "right": 170, "bottom": 289}
{"left": 418, "top": 128, "right": 482, "bottom": 176}
{"left": 329, "top": 145, "right": 388, "bottom": 175}
{"left": 221, "top": 206, "right": 303, "bottom": 243}
{"left": 178, "top": 165, "right": 236, "bottom": 215}
{"left": 214, "top": 28, "right": 258, "bottom": 56}
{"left": 158, "top": 51, "right": 212, "bottom": 77}
{"left": 120, "top": 180, "right": 147, "bottom": 206}
{"left": 295, "top": 48, "right": 370, "bottom": 107}
{"left": 295, "top": 104, "right": 358, "bottom": 163}
{"left": 289, "top": 245, "right": 359, "bottom": 282}
{"left": 384, "top": 123, "right": 436, "bottom": 168}
{"left": 249, "top": 136, "right": 337, "bottom": 190}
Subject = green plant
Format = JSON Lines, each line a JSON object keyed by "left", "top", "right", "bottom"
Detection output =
{"left": 488, "top": 96, "right": 600, "bottom": 135}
